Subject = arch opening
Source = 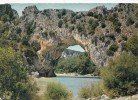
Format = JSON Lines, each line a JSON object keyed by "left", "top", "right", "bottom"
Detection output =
{"left": 55, "top": 45, "right": 96, "bottom": 75}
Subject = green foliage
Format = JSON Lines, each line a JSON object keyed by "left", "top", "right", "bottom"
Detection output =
{"left": 0, "top": 14, "right": 10, "bottom": 22}
{"left": 88, "top": 19, "right": 99, "bottom": 29}
{"left": 106, "top": 49, "right": 114, "bottom": 56}
{"left": 126, "top": 34, "right": 138, "bottom": 56}
{"left": 71, "top": 17, "right": 76, "bottom": 24}
{"left": 63, "top": 16, "right": 68, "bottom": 23}
{"left": 56, "top": 53, "right": 95, "bottom": 75}
{"left": 87, "top": 12, "right": 93, "bottom": 17}
{"left": 76, "top": 23, "right": 84, "bottom": 33}
{"left": 71, "top": 12, "right": 76, "bottom": 18}
{"left": 135, "top": 22, "right": 138, "bottom": 28}
{"left": 58, "top": 20, "right": 63, "bottom": 28}
{"left": 109, "top": 44, "right": 118, "bottom": 52}
{"left": 93, "top": 12, "right": 98, "bottom": 19}
{"left": 62, "top": 9, "right": 66, "bottom": 16}
{"left": 121, "top": 34, "right": 128, "bottom": 41}
{"left": 126, "top": 17, "right": 134, "bottom": 26}
{"left": 101, "top": 52, "right": 138, "bottom": 98}
{"left": 109, "top": 13, "right": 121, "bottom": 33}
{"left": 69, "top": 25, "right": 75, "bottom": 32}
{"left": 11, "top": 79, "right": 39, "bottom": 100}
{"left": 57, "top": 9, "right": 66, "bottom": 19}
{"left": 44, "top": 82, "right": 72, "bottom": 100}
{"left": 57, "top": 13, "right": 62, "bottom": 19}
{"left": 99, "top": 35, "right": 105, "bottom": 42}
{"left": 79, "top": 81, "right": 104, "bottom": 99}
{"left": 106, "top": 34, "right": 115, "bottom": 41}
{"left": 101, "top": 22, "right": 106, "bottom": 28}
{"left": 43, "top": 9, "right": 50, "bottom": 18}
{"left": 0, "top": 47, "right": 39, "bottom": 99}
{"left": 106, "top": 44, "right": 118, "bottom": 56}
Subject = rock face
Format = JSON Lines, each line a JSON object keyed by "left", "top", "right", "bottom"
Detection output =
{"left": 1, "top": 3, "right": 138, "bottom": 77}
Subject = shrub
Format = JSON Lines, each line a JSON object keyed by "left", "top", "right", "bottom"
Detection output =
{"left": 58, "top": 20, "right": 63, "bottom": 28}
{"left": 126, "top": 34, "right": 138, "bottom": 56}
{"left": 79, "top": 81, "right": 104, "bottom": 99}
{"left": 109, "top": 44, "right": 118, "bottom": 52}
{"left": 121, "top": 34, "right": 128, "bottom": 41}
{"left": 101, "top": 52, "right": 138, "bottom": 98}
{"left": 62, "top": 9, "right": 66, "bottom": 16}
{"left": 57, "top": 13, "right": 62, "bottom": 19}
{"left": 44, "top": 82, "right": 72, "bottom": 100}
{"left": 0, "top": 14, "right": 10, "bottom": 22}
{"left": 126, "top": 17, "right": 134, "bottom": 26}
{"left": 87, "top": 12, "right": 93, "bottom": 16}
{"left": 63, "top": 16, "right": 68, "bottom": 23}
{"left": 107, "top": 34, "right": 115, "bottom": 41}
{"left": 101, "top": 22, "right": 106, "bottom": 28}
{"left": 135, "top": 22, "right": 138, "bottom": 28}
{"left": 76, "top": 23, "right": 84, "bottom": 32}
{"left": 71, "top": 12, "right": 76, "bottom": 18}
{"left": 69, "top": 25, "right": 75, "bottom": 32}
{"left": 71, "top": 17, "right": 76, "bottom": 24}
{"left": 106, "top": 49, "right": 114, "bottom": 56}
{"left": 88, "top": 19, "right": 99, "bottom": 31}
{"left": 0, "top": 47, "right": 39, "bottom": 99}
{"left": 93, "top": 12, "right": 98, "bottom": 19}
{"left": 43, "top": 9, "right": 50, "bottom": 18}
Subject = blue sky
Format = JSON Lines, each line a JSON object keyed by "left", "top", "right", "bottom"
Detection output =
{"left": 11, "top": 3, "right": 117, "bottom": 16}
{"left": 11, "top": 3, "right": 117, "bottom": 52}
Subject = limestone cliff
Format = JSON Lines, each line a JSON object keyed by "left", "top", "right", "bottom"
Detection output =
{"left": 0, "top": 3, "right": 138, "bottom": 76}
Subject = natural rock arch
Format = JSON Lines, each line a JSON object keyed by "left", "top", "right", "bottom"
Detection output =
{"left": 7, "top": 4, "right": 138, "bottom": 76}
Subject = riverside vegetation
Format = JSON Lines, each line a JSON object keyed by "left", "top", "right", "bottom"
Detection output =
{"left": 0, "top": 3, "right": 138, "bottom": 100}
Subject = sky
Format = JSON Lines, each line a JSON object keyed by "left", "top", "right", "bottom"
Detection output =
{"left": 11, "top": 3, "right": 117, "bottom": 52}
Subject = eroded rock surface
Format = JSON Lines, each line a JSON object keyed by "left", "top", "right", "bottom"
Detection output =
{"left": 1, "top": 4, "right": 138, "bottom": 76}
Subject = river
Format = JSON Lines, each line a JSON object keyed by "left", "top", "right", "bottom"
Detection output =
{"left": 35, "top": 75, "right": 101, "bottom": 99}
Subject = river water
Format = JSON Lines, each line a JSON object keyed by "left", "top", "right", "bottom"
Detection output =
{"left": 52, "top": 75, "right": 101, "bottom": 99}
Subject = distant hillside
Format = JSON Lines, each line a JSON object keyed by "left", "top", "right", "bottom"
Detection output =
{"left": 61, "top": 49, "right": 84, "bottom": 58}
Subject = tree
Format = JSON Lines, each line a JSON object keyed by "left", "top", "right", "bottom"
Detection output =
{"left": 0, "top": 47, "right": 38, "bottom": 99}
{"left": 58, "top": 20, "right": 63, "bottom": 28}
{"left": 126, "top": 34, "right": 138, "bottom": 56}
{"left": 101, "top": 52, "right": 138, "bottom": 98}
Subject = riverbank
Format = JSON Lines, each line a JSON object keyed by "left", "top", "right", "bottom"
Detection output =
{"left": 56, "top": 73, "right": 100, "bottom": 77}
{"left": 33, "top": 75, "right": 101, "bottom": 99}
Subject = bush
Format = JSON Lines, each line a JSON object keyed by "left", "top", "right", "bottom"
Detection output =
{"left": 101, "top": 22, "right": 106, "bottom": 28}
{"left": 126, "top": 17, "right": 134, "bottom": 26}
{"left": 0, "top": 14, "right": 10, "bottom": 22}
{"left": 71, "top": 17, "right": 76, "bottom": 24}
{"left": 71, "top": 12, "right": 76, "bottom": 18}
{"left": 126, "top": 34, "right": 138, "bottom": 56}
{"left": 107, "top": 34, "right": 115, "bottom": 41}
{"left": 44, "top": 82, "right": 72, "bottom": 100}
{"left": 87, "top": 12, "right": 93, "bottom": 16}
{"left": 58, "top": 20, "right": 63, "bottom": 28}
{"left": 76, "top": 23, "right": 84, "bottom": 32}
{"left": 121, "top": 34, "right": 128, "bottom": 41}
{"left": 62, "top": 9, "right": 66, "bottom": 16}
{"left": 88, "top": 19, "right": 99, "bottom": 31}
{"left": 109, "top": 44, "right": 118, "bottom": 52}
{"left": 79, "top": 81, "right": 104, "bottom": 99}
{"left": 106, "top": 49, "right": 114, "bottom": 56}
{"left": 101, "top": 52, "right": 138, "bottom": 98}
{"left": 69, "top": 25, "right": 75, "bottom": 32}
{"left": 0, "top": 47, "right": 39, "bottom": 99}
{"left": 135, "top": 22, "right": 138, "bottom": 28}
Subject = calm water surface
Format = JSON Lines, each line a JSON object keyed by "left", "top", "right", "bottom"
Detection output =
{"left": 52, "top": 76, "right": 101, "bottom": 98}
